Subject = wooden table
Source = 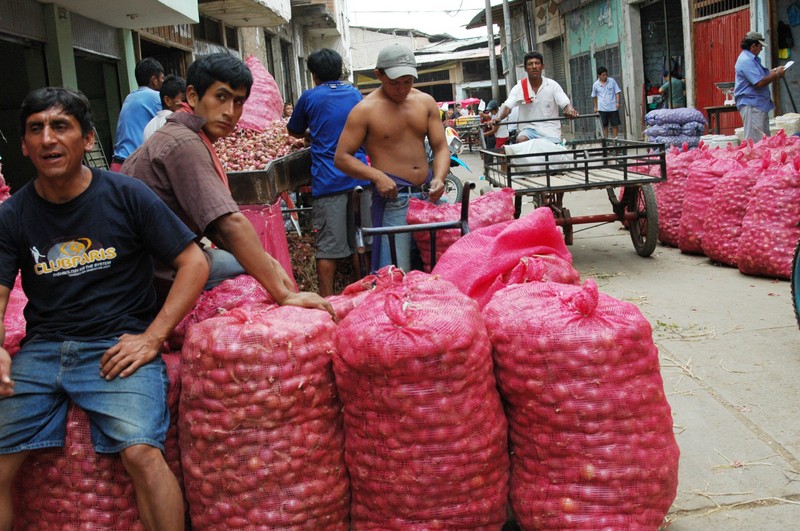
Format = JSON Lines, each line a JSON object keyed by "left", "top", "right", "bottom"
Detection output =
{"left": 704, "top": 105, "right": 739, "bottom": 134}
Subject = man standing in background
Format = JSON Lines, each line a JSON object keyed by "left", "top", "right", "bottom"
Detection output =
{"left": 592, "top": 66, "right": 622, "bottom": 139}
{"left": 111, "top": 58, "right": 164, "bottom": 172}
{"left": 658, "top": 71, "right": 686, "bottom": 109}
{"left": 143, "top": 74, "right": 186, "bottom": 142}
{"left": 734, "top": 31, "right": 785, "bottom": 142}
{"left": 287, "top": 49, "right": 371, "bottom": 296}
{"left": 491, "top": 51, "right": 578, "bottom": 144}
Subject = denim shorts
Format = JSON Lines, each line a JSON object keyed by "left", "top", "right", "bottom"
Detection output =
{"left": 518, "top": 127, "right": 561, "bottom": 144}
{"left": 206, "top": 248, "right": 246, "bottom": 290}
{"left": 0, "top": 337, "right": 170, "bottom": 454}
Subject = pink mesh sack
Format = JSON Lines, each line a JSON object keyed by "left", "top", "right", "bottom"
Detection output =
{"left": 483, "top": 279, "right": 679, "bottom": 530}
{"left": 13, "top": 354, "right": 183, "bottom": 529}
{"left": 238, "top": 55, "right": 283, "bottom": 132}
{"left": 678, "top": 155, "right": 745, "bottom": 254}
{"left": 179, "top": 303, "right": 349, "bottom": 529}
{"left": 3, "top": 274, "right": 26, "bottom": 356}
{"left": 333, "top": 272, "right": 509, "bottom": 529}
{"left": 737, "top": 157, "right": 800, "bottom": 279}
{"left": 701, "top": 156, "right": 772, "bottom": 267}
{"left": 432, "top": 206, "right": 572, "bottom": 308}
{"left": 327, "top": 265, "right": 406, "bottom": 320}
{"left": 406, "top": 188, "right": 515, "bottom": 271}
{"left": 240, "top": 200, "right": 296, "bottom": 286}
{"left": 168, "top": 274, "right": 272, "bottom": 350}
{"left": 654, "top": 145, "right": 700, "bottom": 247}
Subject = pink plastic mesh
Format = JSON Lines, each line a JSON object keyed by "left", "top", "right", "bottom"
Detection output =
{"left": 406, "top": 188, "right": 516, "bottom": 272}
{"left": 179, "top": 303, "right": 349, "bottom": 529}
{"left": 333, "top": 272, "right": 509, "bottom": 529}
{"left": 483, "top": 279, "right": 679, "bottom": 530}
{"left": 3, "top": 274, "right": 26, "bottom": 356}
{"left": 237, "top": 55, "right": 284, "bottom": 132}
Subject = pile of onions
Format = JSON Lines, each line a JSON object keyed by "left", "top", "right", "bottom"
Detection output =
{"left": 407, "top": 187, "right": 515, "bottom": 272}
{"left": 13, "top": 354, "right": 183, "bottom": 528}
{"left": 483, "top": 279, "right": 679, "bottom": 529}
{"left": 736, "top": 156, "right": 800, "bottom": 279}
{"left": 333, "top": 272, "right": 509, "bottom": 529}
{"left": 215, "top": 122, "right": 305, "bottom": 172}
{"left": 179, "top": 303, "right": 349, "bottom": 529}
{"left": 327, "top": 265, "right": 405, "bottom": 320}
{"left": 653, "top": 144, "right": 703, "bottom": 247}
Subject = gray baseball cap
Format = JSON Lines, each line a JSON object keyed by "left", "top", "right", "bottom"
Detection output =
{"left": 376, "top": 44, "right": 418, "bottom": 79}
{"left": 746, "top": 31, "right": 767, "bottom": 46}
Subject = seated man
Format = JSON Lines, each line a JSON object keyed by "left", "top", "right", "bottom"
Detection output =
{"left": 122, "top": 53, "right": 334, "bottom": 318}
{"left": 491, "top": 51, "right": 578, "bottom": 144}
{"left": 0, "top": 87, "right": 208, "bottom": 530}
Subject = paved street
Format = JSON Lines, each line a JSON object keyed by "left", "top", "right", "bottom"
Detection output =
{"left": 451, "top": 149, "right": 800, "bottom": 529}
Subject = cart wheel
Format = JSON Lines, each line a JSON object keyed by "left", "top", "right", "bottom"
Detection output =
{"left": 444, "top": 173, "right": 464, "bottom": 203}
{"left": 625, "top": 184, "right": 658, "bottom": 257}
{"left": 792, "top": 239, "right": 800, "bottom": 329}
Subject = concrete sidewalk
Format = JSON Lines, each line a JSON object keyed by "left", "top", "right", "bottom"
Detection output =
{"left": 450, "top": 150, "right": 800, "bottom": 529}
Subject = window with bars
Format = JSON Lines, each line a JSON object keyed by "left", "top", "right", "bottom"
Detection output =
{"left": 569, "top": 53, "right": 593, "bottom": 135}
{"left": 692, "top": 0, "right": 749, "bottom": 20}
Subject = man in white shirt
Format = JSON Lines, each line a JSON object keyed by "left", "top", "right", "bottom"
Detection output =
{"left": 491, "top": 51, "right": 578, "bottom": 143}
{"left": 143, "top": 75, "right": 186, "bottom": 141}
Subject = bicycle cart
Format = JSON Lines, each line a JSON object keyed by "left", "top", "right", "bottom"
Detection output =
{"left": 481, "top": 116, "right": 667, "bottom": 257}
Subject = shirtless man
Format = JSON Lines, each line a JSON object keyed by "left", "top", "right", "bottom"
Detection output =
{"left": 334, "top": 43, "right": 450, "bottom": 272}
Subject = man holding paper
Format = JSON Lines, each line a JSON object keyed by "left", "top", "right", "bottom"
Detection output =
{"left": 734, "top": 31, "right": 786, "bottom": 142}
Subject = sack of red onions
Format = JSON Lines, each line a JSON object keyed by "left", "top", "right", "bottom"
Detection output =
{"left": 2, "top": 273, "right": 26, "bottom": 356}
{"left": 406, "top": 187, "right": 515, "bottom": 272}
{"left": 179, "top": 303, "right": 349, "bottom": 529}
{"left": 327, "top": 265, "right": 405, "bottom": 320}
{"left": 333, "top": 271, "right": 509, "bottom": 529}
{"left": 13, "top": 353, "right": 183, "bottom": 529}
{"left": 483, "top": 279, "right": 679, "bottom": 530}
{"left": 432, "top": 207, "right": 573, "bottom": 309}
{"left": 736, "top": 157, "right": 800, "bottom": 279}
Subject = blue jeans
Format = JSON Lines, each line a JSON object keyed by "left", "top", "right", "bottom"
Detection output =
{"left": 374, "top": 190, "right": 421, "bottom": 272}
{"left": 206, "top": 248, "right": 246, "bottom": 289}
{"left": 518, "top": 127, "right": 561, "bottom": 144}
{"left": 0, "top": 337, "right": 170, "bottom": 454}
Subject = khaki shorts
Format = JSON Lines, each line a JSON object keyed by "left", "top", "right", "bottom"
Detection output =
{"left": 313, "top": 189, "right": 372, "bottom": 259}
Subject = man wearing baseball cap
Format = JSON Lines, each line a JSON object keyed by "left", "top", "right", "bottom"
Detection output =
{"left": 734, "top": 31, "right": 785, "bottom": 142}
{"left": 335, "top": 43, "right": 450, "bottom": 273}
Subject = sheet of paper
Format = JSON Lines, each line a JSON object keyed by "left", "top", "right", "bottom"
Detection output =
{"left": 785, "top": 60, "right": 794, "bottom": 70}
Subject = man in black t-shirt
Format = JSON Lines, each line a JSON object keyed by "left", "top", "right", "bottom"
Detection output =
{"left": 0, "top": 87, "right": 208, "bottom": 530}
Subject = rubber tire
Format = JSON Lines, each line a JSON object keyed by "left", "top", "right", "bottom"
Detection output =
{"left": 627, "top": 184, "right": 658, "bottom": 257}
{"left": 444, "top": 173, "right": 464, "bottom": 203}
{"left": 792, "top": 239, "right": 800, "bottom": 329}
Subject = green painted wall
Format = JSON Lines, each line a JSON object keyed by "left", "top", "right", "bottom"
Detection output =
{"left": 565, "top": 0, "right": 625, "bottom": 59}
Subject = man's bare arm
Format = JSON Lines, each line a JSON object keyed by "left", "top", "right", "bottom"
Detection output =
{"left": 100, "top": 242, "right": 209, "bottom": 380}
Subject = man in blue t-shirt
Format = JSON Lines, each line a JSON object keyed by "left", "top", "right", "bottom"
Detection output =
{"left": 111, "top": 58, "right": 164, "bottom": 171}
{"left": 288, "top": 48, "right": 371, "bottom": 296}
{"left": 734, "top": 31, "right": 785, "bottom": 142}
{"left": 0, "top": 87, "right": 208, "bottom": 529}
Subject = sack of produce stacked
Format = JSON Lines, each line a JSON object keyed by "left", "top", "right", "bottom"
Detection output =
{"left": 240, "top": 201, "right": 297, "bottom": 286}
{"left": 2, "top": 274, "right": 26, "bottom": 356}
{"left": 653, "top": 144, "right": 702, "bottom": 246}
{"left": 333, "top": 272, "right": 510, "bottom": 529}
{"left": 406, "top": 187, "right": 515, "bottom": 271}
{"left": 483, "top": 279, "right": 679, "bottom": 529}
{"left": 180, "top": 303, "right": 349, "bottom": 529}
{"left": 678, "top": 154, "right": 745, "bottom": 254}
{"left": 238, "top": 55, "right": 284, "bottom": 132}
{"left": 644, "top": 108, "right": 706, "bottom": 148}
{"left": 701, "top": 156, "right": 772, "bottom": 266}
{"left": 0, "top": 160, "right": 9, "bottom": 201}
{"left": 12, "top": 353, "right": 183, "bottom": 529}
{"left": 215, "top": 123, "right": 305, "bottom": 172}
{"left": 736, "top": 156, "right": 800, "bottom": 279}
{"left": 169, "top": 274, "right": 271, "bottom": 350}
{"left": 432, "top": 207, "right": 576, "bottom": 308}
{"left": 327, "top": 265, "right": 405, "bottom": 320}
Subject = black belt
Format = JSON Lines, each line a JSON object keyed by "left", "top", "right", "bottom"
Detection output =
{"left": 398, "top": 184, "right": 427, "bottom": 193}
{"left": 111, "top": 156, "right": 126, "bottom": 164}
